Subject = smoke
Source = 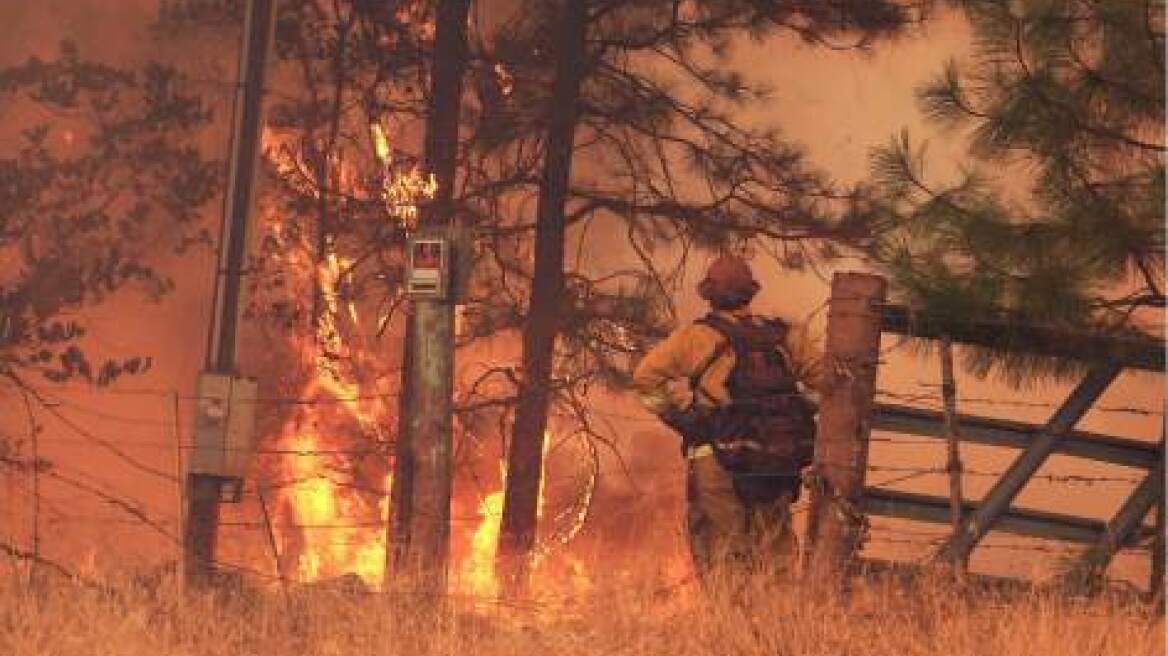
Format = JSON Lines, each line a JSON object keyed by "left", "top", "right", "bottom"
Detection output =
{"left": 0, "top": 2, "right": 1158, "bottom": 587}
{"left": 0, "top": 0, "right": 236, "bottom": 567}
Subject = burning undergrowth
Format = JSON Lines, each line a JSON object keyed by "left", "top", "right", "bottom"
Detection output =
{"left": 212, "top": 122, "right": 619, "bottom": 598}
{"left": 225, "top": 263, "right": 656, "bottom": 597}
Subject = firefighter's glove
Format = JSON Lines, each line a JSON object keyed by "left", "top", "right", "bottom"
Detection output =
{"left": 660, "top": 406, "right": 707, "bottom": 439}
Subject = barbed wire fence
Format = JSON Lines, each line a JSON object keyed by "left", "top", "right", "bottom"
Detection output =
{"left": 1, "top": 332, "right": 1163, "bottom": 598}
{"left": 0, "top": 385, "right": 604, "bottom": 596}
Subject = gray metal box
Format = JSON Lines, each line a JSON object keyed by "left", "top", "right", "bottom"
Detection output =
{"left": 189, "top": 372, "right": 259, "bottom": 486}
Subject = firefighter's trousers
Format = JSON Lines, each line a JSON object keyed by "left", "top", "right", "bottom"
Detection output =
{"left": 685, "top": 445, "right": 798, "bottom": 581}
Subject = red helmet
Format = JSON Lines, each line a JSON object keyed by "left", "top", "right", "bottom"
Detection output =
{"left": 698, "top": 255, "right": 759, "bottom": 308}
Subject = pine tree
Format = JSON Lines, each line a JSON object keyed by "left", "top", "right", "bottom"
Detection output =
{"left": 155, "top": 0, "right": 918, "bottom": 585}
{"left": 0, "top": 41, "right": 219, "bottom": 394}
{"left": 485, "top": 0, "right": 915, "bottom": 585}
{"left": 0, "top": 42, "right": 219, "bottom": 551}
{"left": 868, "top": 0, "right": 1165, "bottom": 382}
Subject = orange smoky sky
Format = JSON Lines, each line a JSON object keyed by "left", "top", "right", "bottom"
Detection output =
{"left": 0, "top": 3, "right": 1160, "bottom": 585}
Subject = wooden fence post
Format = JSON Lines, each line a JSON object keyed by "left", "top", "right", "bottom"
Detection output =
{"left": 1152, "top": 465, "right": 1165, "bottom": 608}
{"left": 938, "top": 336, "right": 967, "bottom": 576}
{"left": 807, "top": 272, "right": 886, "bottom": 586}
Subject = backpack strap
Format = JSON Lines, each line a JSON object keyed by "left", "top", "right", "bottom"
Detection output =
{"left": 697, "top": 313, "right": 752, "bottom": 360}
{"left": 689, "top": 314, "right": 743, "bottom": 405}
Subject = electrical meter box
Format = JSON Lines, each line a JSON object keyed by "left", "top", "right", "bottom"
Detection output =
{"left": 189, "top": 372, "right": 258, "bottom": 501}
{"left": 406, "top": 234, "right": 450, "bottom": 300}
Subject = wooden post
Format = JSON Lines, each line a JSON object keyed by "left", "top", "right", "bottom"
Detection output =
{"left": 390, "top": 0, "right": 472, "bottom": 596}
{"left": 938, "top": 336, "right": 966, "bottom": 575}
{"left": 183, "top": 475, "right": 222, "bottom": 584}
{"left": 807, "top": 272, "right": 886, "bottom": 585}
{"left": 256, "top": 484, "right": 287, "bottom": 587}
{"left": 937, "top": 363, "right": 1121, "bottom": 564}
{"left": 23, "top": 394, "right": 40, "bottom": 565}
{"left": 1152, "top": 436, "right": 1165, "bottom": 605}
{"left": 387, "top": 343, "right": 414, "bottom": 571}
{"left": 172, "top": 392, "right": 184, "bottom": 594}
{"left": 1152, "top": 482, "right": 1165, "bottom": 608}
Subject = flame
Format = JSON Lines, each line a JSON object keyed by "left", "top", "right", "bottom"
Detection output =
{"left": 493, "top": 63, "right": 515, "bottom": 97}
{"left": 369, "top": 121, "right": 437, "bottom": 229}
{"left": 463, "top": 488, "right": 506, "bottom": 597}
{"left": 250, "top": 134, "right": 401, "bottom": 588}
{"left": 458, "top": 435, "right": 581, "bottom": 597}
{"left": 277, "top": 430, "right": 391, "bottom": 587}
{"left": 370, "top": 122, "right": 392, "bottom": 163}
{"left": 253, "top": 122, "right": 594, "bottom": 597}
{"left": 263, "top": 246, "right": 394, "bottom": 589}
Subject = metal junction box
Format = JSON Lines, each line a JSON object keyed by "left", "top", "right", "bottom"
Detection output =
{"left": 406, "top": 234, "right": 450, "bottom": 300}
{"left": 189, "top": 372, "right": 258, "bottom": 500}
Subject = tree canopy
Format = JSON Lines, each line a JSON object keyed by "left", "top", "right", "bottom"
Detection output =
{"left": 0, "top": 41, "right": 219, "bottom": 391}
{"left": 868, "top": 0, "right": 1165, "bottom": 382}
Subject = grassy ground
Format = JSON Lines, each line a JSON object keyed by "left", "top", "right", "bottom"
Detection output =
{"left": 1, "top": 562, "right": 1162, "bottom": 656}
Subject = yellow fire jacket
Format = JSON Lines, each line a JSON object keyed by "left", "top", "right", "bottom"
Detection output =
{"left": 632, "top": 308, "right": 824, "bottom": 417}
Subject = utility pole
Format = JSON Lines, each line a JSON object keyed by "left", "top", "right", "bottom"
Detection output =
{"left": 184, "top": 0, "right": 277, "bottom": 587}
{"left": 388, "top": 0, "right": 472, "bottom": 596}
{"left": 807, "top": 272, "right": 885, "bottom": 589}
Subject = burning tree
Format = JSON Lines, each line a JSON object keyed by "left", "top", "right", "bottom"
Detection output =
{"left": 155, "top": 0, "right": 920, "bottom": 594}
{"left": 155, "top": 0, "right": 627, "bottom": 592}
{"left": 155, "top": 1, "right": 569, "bottom": 592}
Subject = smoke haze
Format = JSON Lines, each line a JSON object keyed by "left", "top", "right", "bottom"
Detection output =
{"left": 0, "top": 2, "right": 1159, "bottom": 586}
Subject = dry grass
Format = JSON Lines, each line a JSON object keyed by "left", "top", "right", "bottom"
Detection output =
{"left": 1, "top": 561, "right": 1163, "bottom": 656}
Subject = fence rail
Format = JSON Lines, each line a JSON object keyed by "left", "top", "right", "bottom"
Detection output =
{"left": 872, "top": 404, "right": 1161, "bottom": 470}
{"left": 846, "top": 294, "right": 1165, "bottom": 595}
{"left": 862, "top": 488, "right": 1156, "bottom": 546}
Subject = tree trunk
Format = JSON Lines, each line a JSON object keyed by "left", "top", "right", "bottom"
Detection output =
{"left": 497, "top": 0, "right": 590, "bottom": 591}
{"left": 386, "top": 0, "right": 472, "bottom": 595}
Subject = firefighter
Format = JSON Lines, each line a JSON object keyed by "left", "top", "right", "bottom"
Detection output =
{"left": 632, "top": 255, "right": 823, "bottom": 580}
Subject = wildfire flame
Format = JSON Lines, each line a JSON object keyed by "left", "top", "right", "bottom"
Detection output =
{"left": 253, "top": 121, "right": 594, "bottom": 597}
{"left": 278, "top": 431, "right": 392, "bottom": 585}
{"left": 455, "top": 441, "right": 550, "bottom": 598}
{"left": 370, "top": 122, "right": 436, "bottom": 229}
{"left": 463, "top": 487, "right": 506, "bottom": 597}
